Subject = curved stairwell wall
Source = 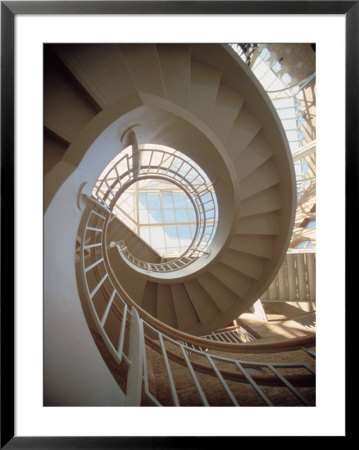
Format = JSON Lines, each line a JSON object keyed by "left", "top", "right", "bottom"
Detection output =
{"left": 44, "top": 44, "right": 297, "bottom": 405}
{"left": 44, "top": 169, "right": 126, "bottom": 406}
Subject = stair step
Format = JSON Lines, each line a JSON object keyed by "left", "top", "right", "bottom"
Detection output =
{"left": 239, "top": 159, "right": 280, "bottom": 201}
{"left": 183, "top": 279, "right": 220, "bottom": 323}
{"left": 190, "top": 61, "right": 222, "bottom": 124}
{"left": 171, "top": 283, "right": 199, "bottom": 330}
{"left": 157, "top": 284, "right": 178, "bottom": 328}
{"left": 209, "top": 83, "right": 244, "bottom": 142}
{"left": 44, "top": 48, "right": 98, "bottom": 143}
{"left": 209, "top": 262, "right": 252, "bottom": 299}
{"left": 234, "top": 131, "right": 274, "bottom": 181}
{"left": 157, "top": 44, "right": 191, "bottom": 110}
{"left": 220, "top": 249, "right": 264, "bottom": 280}
{"left": 44, "top": 130, "right": 68, "bottom": 175}
{"left": 235, "top": 211, "right": 279, "bottom": 235}
{"left": 229, "top": 234, "right": 273, "bottom": 259}
{"left": 225, "top": 108, "right": 262, "bottom": 161}
{"left": 121, "top": 44, "right": 165, "bottom": 97}
{"left": 239, "top": 186, "right": 281, "bottom": 217}
{"left": 197, "top": 272, "right": 237, "bottom": 312}
{"left": 55, "top": 44, "right": 139, "bottom": 109}
{"left": 141, "top": 281, "right": 158, "bottom": 317}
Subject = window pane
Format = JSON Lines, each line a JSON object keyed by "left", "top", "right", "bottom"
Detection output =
{"left": 277, "top": 108, "right": 296, "bottom": 120}
{"left": 162, "top": 192, "right": 173, "bottom": 208}
{"left": 273, "top": 97, "right": 295, "bottom": 109}
{"left": 177, "top": 226, "right": 192, "bottom": 246}
{"left": 139, "top": 192, "right": 147, "bottom": 208}
{"left": 173, "top": 192, "right": 187, "bottom": 208}
{"left": 190, "top": 225, "right": 197, "bottom": 237}
{"left": 147, "top": 193, "right": 161, "bottom": 209}
{"left": 164, "top": 209, "right": 176, "bottom": 223}
{"left": 139, "top": 210, "right": 148, "bottom": 224}
{"left": 175, "top": 208, "right": 188, "bottom": 222}
{"left": 150, "top": 227, "right": 164, "bottom": 248}
{"left": 188, "top": 209, "right": 196, "bottom": 222}
{"left": 286, "top": 130, "right": 299, "bottom": 141}
{"left": 140, "top": 226, "right": 150, "bottom": 242}
{"left": 281, "top": 118, "right": 298, "bottom": 130}
{"left": 164, "top": 226, "right": 179, "bottom": 247}
{"left": 148, "top": 209, "right": 162, "bottom": 224}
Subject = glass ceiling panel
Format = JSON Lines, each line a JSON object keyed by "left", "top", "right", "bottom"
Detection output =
{"left": 113, "top": 177, "right": 207, "bottom": 257}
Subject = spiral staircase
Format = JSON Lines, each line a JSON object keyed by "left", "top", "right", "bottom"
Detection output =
{"left": 44, "top": 44, "right": 314, "bottom": 407}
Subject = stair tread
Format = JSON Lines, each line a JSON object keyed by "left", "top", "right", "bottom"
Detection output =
{"left": 209, "top": 262, "right": 252, "bottom": 299}
{"left": 229, "top": 234, "right": 273, "bottom": 258}
{"left": 56, "top": 44, "right": 139, "bottom": 109}
{"left": 44, "top": 49, "right": 98, "bottom": 143}
{"left": 141, "top": 282, "right": 157, "bottom": 317}
{"left": 235, "top": 212, "right": 279, "bottom": 235}
{"left": 157, "top": 284, "right": 178, "bottom": 328}
{"left": 225, "top": 108, "right": 262, "bottom": 161}
{"left": 234, "top": 132, "right": 274, "bottom": 181}
{"left": 190, "top": 61, "right": 222, "bottom": 124}
{"left": 239, "top": 185, "right": 281, "bottom": 217}
{"left": 239, "top": 159, "right": 280, "bottom": 201}
{"left": 220, "top": 249, "right": 264, "bottom": 280}
{"left": 157, "top": 44, "right": 191, "bottom": 110}
{"left": 183, "top": 279, "right": 219, "bottom": 323}
{"left": 44, "top": 130, "right": 69, "bottom": 175}
{"left": 171, "top": 283, "right": 199, "bottom": 331}
{"left": 197, "top": 272, "right": 237, "bottom": 312}
{"left": 121, "top": 44, "right": 165, "bottom": 97}
{"left": 209, "top": 83, "right": 244, "bottom": 142}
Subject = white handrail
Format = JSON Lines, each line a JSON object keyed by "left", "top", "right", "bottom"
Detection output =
{"left": 78, "top": 200, "right": 316, "bottom": 407}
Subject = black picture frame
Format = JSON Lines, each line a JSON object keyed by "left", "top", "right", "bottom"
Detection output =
{"left": 1, "top": 1, "right": 354, "bottom": 447}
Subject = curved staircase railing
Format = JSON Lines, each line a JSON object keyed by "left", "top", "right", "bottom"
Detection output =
{"left": 78, "top": 198, "right": 316, "bottom": 406}
{"left": 93, "top": 147, "right": 217, "bottom": 272}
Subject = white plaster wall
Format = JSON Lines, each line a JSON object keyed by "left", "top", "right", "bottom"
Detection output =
{"left": 44, "top": 118, "right": 130, "bottom": 406}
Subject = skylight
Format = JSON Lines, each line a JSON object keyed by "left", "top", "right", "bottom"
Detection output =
{"left": 94, "top": 144, "right": 218, "bottom": 260}
{"left": 116, "top": 179, "right": 199, "bottom": 257}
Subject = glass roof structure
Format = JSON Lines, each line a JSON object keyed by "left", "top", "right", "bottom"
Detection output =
{"left": 115, "top": 179, "right": 199, "bottom": 258}
{"left": 230, "top": 44, "right": 316, "bottom": 198}
{"left": 94, "top": 144, "right": 218, "bottom": 259}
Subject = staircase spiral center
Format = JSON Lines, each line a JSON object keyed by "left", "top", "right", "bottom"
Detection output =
{"left": 94, "top": 144, "right": 218, "bottom": 274}
{"left": 116, "top": 178, "right": 199, "bottom": 259}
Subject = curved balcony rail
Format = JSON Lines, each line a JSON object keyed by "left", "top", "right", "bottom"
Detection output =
{"left": 78, "top": 199, "right": 316, "bottom": 406}
{"left": 113, "top": 239, "right": 203, "bottom": 273}
{"left": 201, "top": 325, "right": 257, "bottom": 344}
{"left": 93, "top": 147, "right": 217, "bottom": 272}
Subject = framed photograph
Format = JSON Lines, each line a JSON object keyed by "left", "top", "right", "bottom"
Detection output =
{"left": 2, "top": 1, "right": 353, "bottom": 447}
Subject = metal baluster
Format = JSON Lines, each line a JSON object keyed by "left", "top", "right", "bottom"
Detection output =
{"left": 235, "top": 361, "right": 273, "bottom": 406}
{"left": 117, "top": 303, "right": 128, "bottom": 361}
{"left": 159, "top": 334, "right": 180, "bottom": 406}
{"left": 101, "top": 289, "right": 116, "bottom": 326}
{"left": 206, "top": 355, "right": 240, "bottom": 406}
{"left": 90, "top": 273, "right": 108, "bottom": 298}
{"left": 179, "top": 345, "right": 209, "bottom": 406}
{"left": 268, "top": 364, "right": 311, "bottom": 406}
{"left": 85, "top": 257, "right": 104, "bottom": 273}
